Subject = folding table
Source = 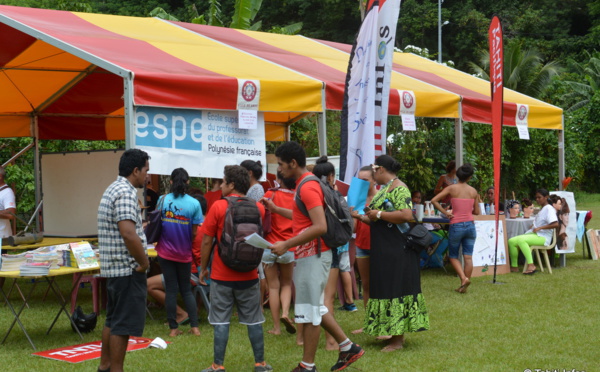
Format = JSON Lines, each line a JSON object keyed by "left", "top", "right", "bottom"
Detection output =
{"left": 0, "top": 267, "right": 99, "bottom": 350}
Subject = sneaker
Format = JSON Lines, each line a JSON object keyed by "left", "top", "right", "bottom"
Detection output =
{"left": 201, "top": 364, "right": 226, "bottom": 372}
{"left": 255, "top": 362, "right": 273, "bottom": 372}
{"left": 338, "top": 303, "right": 358, "bottom": 312}
{"left": 292, "top": 363, "right": 317, "bottom": 372}
{"left": 330, "top": 343, "right": 365, "bottom": 371}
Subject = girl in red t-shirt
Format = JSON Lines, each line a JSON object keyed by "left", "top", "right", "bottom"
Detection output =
{"left": 261, "top": 173, "right": 297, "bottom": 336}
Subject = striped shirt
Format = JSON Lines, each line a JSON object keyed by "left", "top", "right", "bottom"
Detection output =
{"left": 97, "top": 176, "right": 147, "bottom": 278}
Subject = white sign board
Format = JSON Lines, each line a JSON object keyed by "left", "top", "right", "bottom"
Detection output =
{"left": 134, "top": 107, "right": 266, "bottom": 177}
{"left": 473, "top": 219, "right": 507, "bottom": 267}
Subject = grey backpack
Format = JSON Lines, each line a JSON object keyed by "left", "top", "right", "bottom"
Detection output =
{"left": 295, "top": 175, "right": 354, "bottom": 251}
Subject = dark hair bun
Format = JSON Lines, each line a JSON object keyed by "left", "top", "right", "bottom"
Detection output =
{"left": 316, "top": 155, "right": 328, "bottom": 164}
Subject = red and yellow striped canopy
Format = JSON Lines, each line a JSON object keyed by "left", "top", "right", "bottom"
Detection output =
{"left": 0, "top": 6, "right": 562, "bottom": 141}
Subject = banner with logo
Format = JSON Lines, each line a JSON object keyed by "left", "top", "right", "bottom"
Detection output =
{"left": 515, "top": 103, "right": 530, "bottom": 140}
{"left": 237, "top": 79, "right": 260, "bottom": 129}
{"left": 339, "top": 0, "right": 402, "bottom": 181}
{"left": 135, "top": 106, "right": 266, "bottom": 177}
{"left": 399, "top": 90, "right": 417, "bottom": 131}
{"left": 32, "top": 337, "right": 157, "bottom": 363}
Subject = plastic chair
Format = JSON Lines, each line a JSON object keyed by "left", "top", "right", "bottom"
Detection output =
{"left": 524, "top": 230, "right": 556, "bottom": 274}
{"left": 190, "top": 273, "right": 210, "bottom": 315}
{"left": 71, "top": 273, "right": 106, "bottom": 315}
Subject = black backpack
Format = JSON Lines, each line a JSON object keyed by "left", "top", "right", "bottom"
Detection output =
{"left": 295, "top": 175, "right": 354, "bottom": 250}
{"left": 218, "top": 196, "right": 264, "bottom": 272}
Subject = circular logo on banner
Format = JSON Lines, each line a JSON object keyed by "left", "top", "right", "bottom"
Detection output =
{"left": 402, "top": 91, "right": 414, "bottom": 109}
{"left": 241, "top": 81, "right": 257, "bottom": 102}
{"left": 377, "top": 41, "right": 387, "bottom": 60}
{"left": 518, "top": 105, "right": 528, "bottom": 121}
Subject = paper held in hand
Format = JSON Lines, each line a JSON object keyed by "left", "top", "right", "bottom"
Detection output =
{"left": 244, "top": 233, "right": 272, "bottom": 250}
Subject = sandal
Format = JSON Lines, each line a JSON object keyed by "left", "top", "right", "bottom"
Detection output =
{"left": 455, "top": 279, "right": 471, "bottom": 294}
{"left": 280, "top": 316, "right": 296, "bottom": 334}
{"left": 523, "top": 269, "right": 537, "bottom": 275}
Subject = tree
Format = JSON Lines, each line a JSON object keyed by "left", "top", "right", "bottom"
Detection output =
{"left": 561, "top": 51, "right": 600, "bottom": 111}
{"left": 468, "top": 42, "right": 561, "bottom": 98}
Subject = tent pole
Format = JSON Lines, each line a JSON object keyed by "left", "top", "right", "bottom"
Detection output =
{"left": 123, "top": 73, "right": 135, "bottom": 150}
{"left": 33, "top": 115, "right": 41, "bottom": 231}
{"left": 558, "top": 118, "right": 565, "bottom": 190}
{"left": 317, "top": 85, "right": 327, "bottom": 156}
{"left": 454, "top": 117, "right": 463, "bottom": 167}
{"left": 317, "top": 112, "right": 327, "bottom": 156}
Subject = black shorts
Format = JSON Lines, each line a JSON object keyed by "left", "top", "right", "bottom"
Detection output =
{"left": 105, "top": 270, "right": 147, "bottom": 336}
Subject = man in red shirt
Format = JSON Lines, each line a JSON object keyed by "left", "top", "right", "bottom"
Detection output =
{"left": 199, "top": 165, "right": 272, "bottom": 372}
{"left": 271, "top": 142, "right": 364, "bottom": 372}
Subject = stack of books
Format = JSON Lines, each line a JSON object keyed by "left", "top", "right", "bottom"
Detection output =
{"left": 0, "top": 252, "right": 28, "bottom": 272}
{"left": 49, "top": 244, "right": 76, "bottom": 267}
{"left": 27, "top": 247, "right": 60, "bottom": 269}
{"left": 19, "top": 261, "right": 51, "bottom": 276}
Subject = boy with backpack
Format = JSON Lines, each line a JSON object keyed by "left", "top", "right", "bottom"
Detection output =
{"left": 271, "top": 142, "right": 364, "bottom": 372}
{"left": 199, "top": 165, "right": 272, "bottom": 372}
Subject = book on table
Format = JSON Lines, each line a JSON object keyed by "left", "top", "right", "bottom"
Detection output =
{"left": 70, "top": 242, "right": 99, "bottom": 269}
{"left": 0, "top": 252, "right": 28, "bottom": 272}
{"left": 20, "top": 262, "right": 51, "bottom": 276}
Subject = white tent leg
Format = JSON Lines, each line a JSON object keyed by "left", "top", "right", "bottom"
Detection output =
{"left": 124, "top": 73, "right": 135, "bottom": 150}
{"left": 33, "top": 115, "right": 41, "bottom": 231}
{"left": 558, "top": 126, "right": 565, "bottom": 190}
{"left": 454, "top": 117, "right": 463, "bottom": 167}
{"left": 317, "top": 112, "right": 327, "bottom": 156}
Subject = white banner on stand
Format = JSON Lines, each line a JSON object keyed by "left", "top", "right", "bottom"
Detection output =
{"left": 134, "top": 106, "right": 266, "bottom": 178}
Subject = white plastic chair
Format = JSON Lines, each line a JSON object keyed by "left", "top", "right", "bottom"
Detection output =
{"left": 523, "top": 230, "right": 556, "bottom": 274}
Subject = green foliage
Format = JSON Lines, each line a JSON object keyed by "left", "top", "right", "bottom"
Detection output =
{"left": 468, "top": 42, "right": 561, "bottom": 98}
{"left": 561, "top": 50, "right": 600, "bottom": 111}
{"left": 149, "top": 6, "right": 180, "bottom": 21}
{"left": 230, "top": 0, "right": 261, "bottom": 29}
{"left": 386, "top": 117, "right": 436, "bottom": 196}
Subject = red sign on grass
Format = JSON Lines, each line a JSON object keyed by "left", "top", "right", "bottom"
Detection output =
{"left": 33, "top": 336, "right": 157, "bottom": 363}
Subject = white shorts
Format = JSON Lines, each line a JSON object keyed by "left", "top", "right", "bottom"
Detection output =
{"left": 293, "top": 250, "right": 331, "bottom": 325}
{"left": 338, "top": 250, "right": 351, "bottom": 272}
{"left": 262, "top": 250, "right": 295, "bottom": 265}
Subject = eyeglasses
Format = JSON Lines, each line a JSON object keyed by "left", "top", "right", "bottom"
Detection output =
{"left": 371, "top": 164, "right": 380, "bottom": 171}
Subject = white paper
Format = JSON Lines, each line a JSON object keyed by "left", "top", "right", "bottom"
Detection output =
{"left": 244, "top": 233, "right": 272, "bottom": 250}
{"left": 149, "top": 337, "right": 167, "bottom": 349}
{"left": 401, "top": 114, "right": 416, "bottom": 131}
{"left": 238, "top": 109, "right": 258, "bottom": 129}
{"left": 517, "top": 124, "right": 530, "bottom": 140}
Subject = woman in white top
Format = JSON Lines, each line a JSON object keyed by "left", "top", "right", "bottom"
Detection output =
{"left": 240, "top": 159, "right": 265, "bottom": 202}
{"left": 508, "top": 189, "right": 561, "bottom": 274}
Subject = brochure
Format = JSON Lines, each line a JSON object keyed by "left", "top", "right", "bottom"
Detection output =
{"left": 70, "top": 241, "right": 99, "bottom": 269}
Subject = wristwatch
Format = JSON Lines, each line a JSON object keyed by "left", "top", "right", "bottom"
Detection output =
{"left": 376, "top": 210, "right": 382, "bottom": 220}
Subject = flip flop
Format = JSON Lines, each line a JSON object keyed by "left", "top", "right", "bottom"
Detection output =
{"left": 523, "top": 269, "right": 537, "bottom": 275}
{"left": 178, "top": 317, "right": 190, "bottom": 326}
{"left": 280, "top": 316, "right": 296, "bottom": 334}
{"left": 455, "top": 279, "right": 471, "bottom": 294}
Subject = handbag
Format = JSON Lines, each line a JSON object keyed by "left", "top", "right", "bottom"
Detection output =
{"left": 144, "top": 195, "right": 165, "bottom": 244}
{"left": 403, "top": 223, "right": 433, "bottom": 253}
{"left": 401, "top": 199, "right": 433, "bottom": 252}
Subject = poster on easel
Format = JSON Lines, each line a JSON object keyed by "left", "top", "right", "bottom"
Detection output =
{"left": 471, "top": 215, "right": 510, "bottom": 277}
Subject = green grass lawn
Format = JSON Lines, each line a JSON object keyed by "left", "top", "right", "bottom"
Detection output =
{"left": 2, "top": 194, "right": 599, "bottom": 372}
